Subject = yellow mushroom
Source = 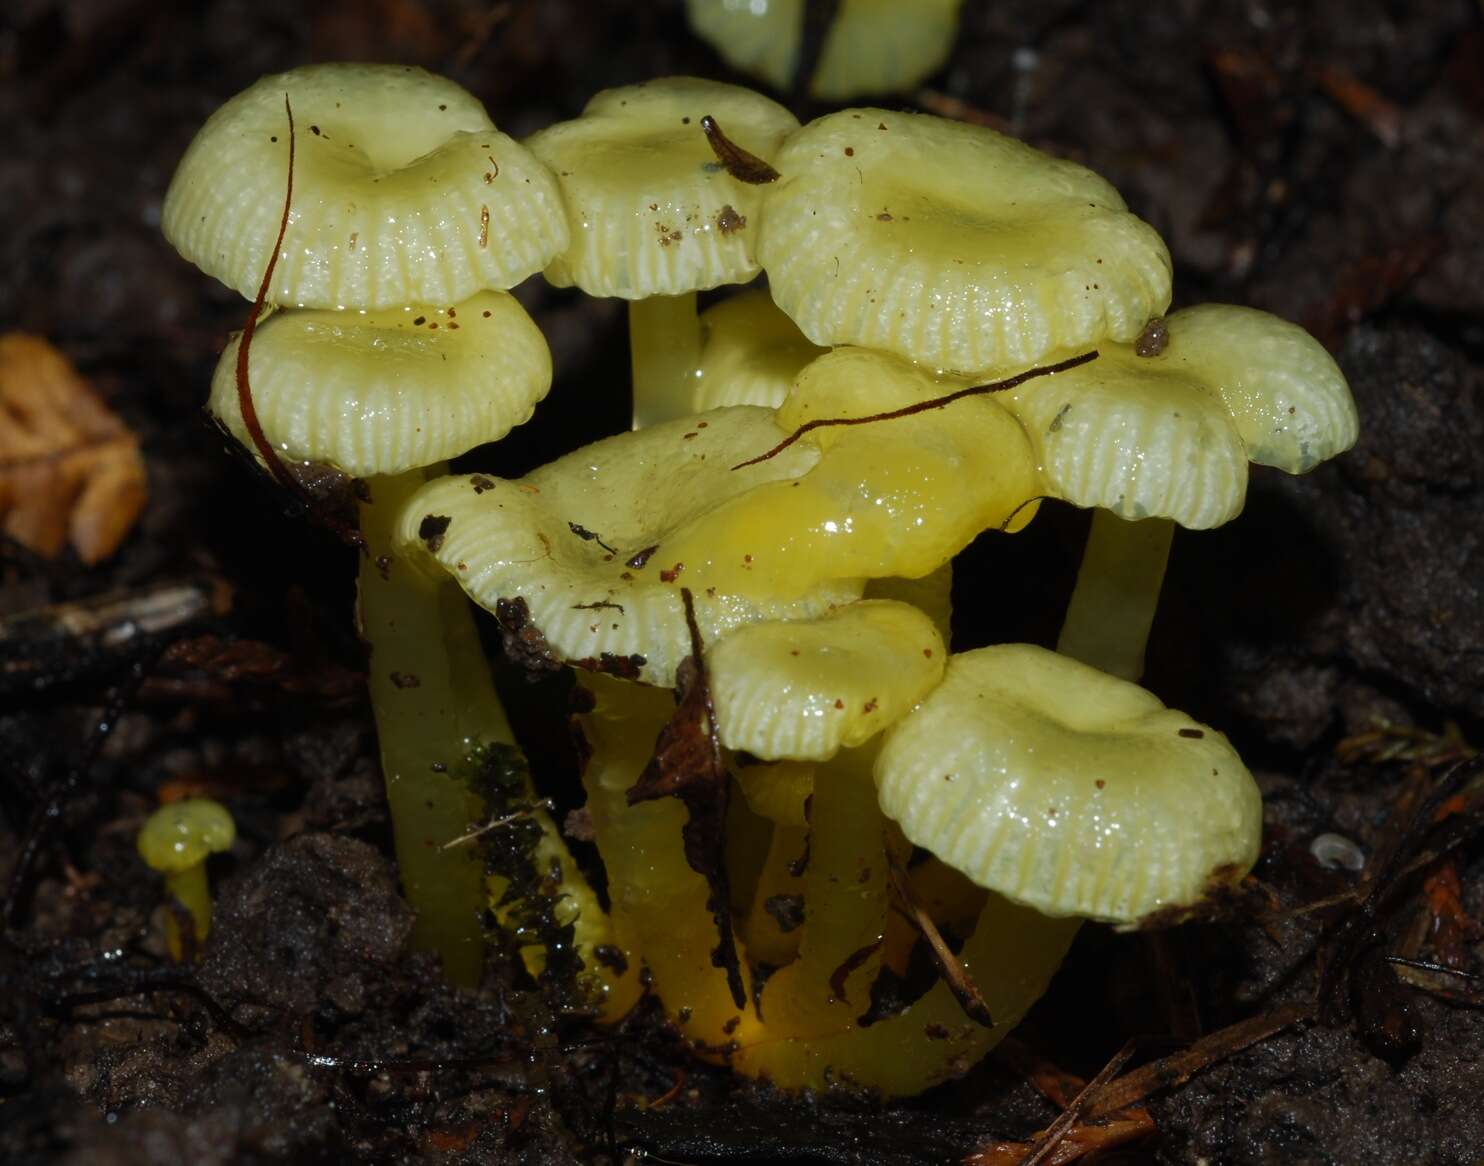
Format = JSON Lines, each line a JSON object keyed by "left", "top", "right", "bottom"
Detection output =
{"left": 759, "top": 108, "right": 1171, "bottom": 376}
{"left": 137, "top": 798, "right": 236, "bottom": 961}
{"left": 685, "top": 0, "right": 964, "bottom": 101}
{"left": 394, "top": 345, "right": 1042, "bottom": 687}
{"left": 998, "top": 305, "right": 1358, "bottom": 680}
{"left": 163, "top": 63, "right": 567, "bottom": 310}
{"left": 202, "top": 292, "right": 608, "bottom": 990}
{"left": 526, "top": 77, "right": 798, "bottom": 427}
{"left": 691, "top": 289, "right": 826, "bottom": 413}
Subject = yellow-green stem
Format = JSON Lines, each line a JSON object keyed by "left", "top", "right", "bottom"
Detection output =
{"left": 1056, "top": 511, "right": 1175, "bottom": 682}
{"left": 629, "top": 293, "right": 702, "bottom": 428}
{"left": 164, "top": 864, "right": 210, "bottom": 961}
{"left": 360, "top": 467, "right": 501, "bottom": 986}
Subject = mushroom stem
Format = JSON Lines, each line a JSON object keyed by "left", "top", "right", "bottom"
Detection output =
{"left": 1056, "top": 511, "right": 1175, "bottom": 681}
{"left": 732, "top": 893, "right": 1081, "bottom": 1092}
{"left": 360, "top": 467, "right": 607, "bottom": 991}
{"left": 628, "top": 293, "right": 702, "bottom": 428}
{"left": 164, "top": 864, "right": 212, "bottom": 960}
{"left": 758, "top": 747, "right": 892, "bottom": 1034}
{"left": 579, "top": 672, "right": 741, "bottom": 1028}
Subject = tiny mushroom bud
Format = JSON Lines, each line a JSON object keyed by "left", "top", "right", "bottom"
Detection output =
{"left": 137, "top": 798, "right": 236, "bottom": 960}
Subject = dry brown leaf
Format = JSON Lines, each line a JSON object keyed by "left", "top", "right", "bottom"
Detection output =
{"left": 0, "top": 333, "right": 147, "bottom": 564}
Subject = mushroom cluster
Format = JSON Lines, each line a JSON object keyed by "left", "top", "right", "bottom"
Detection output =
{"left": 164, "top": 65, "right": 1357, "bottom": 1094}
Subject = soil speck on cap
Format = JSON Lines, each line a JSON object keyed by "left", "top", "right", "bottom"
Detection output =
{"left": 418, "top": 513, "right": 451, "bottom": 551}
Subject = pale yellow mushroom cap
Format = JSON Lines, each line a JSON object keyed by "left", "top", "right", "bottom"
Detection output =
{"left": 208, "top": 290, "right": 551, "bottom": 478}
{"left": 692, "top": 289, "right": 827, "bottom": 412}
{"left": 526, "top": 77, "right": 798, "bottom": 298}
{"left": 710, "top": 599, "right": 946, "bottom": 761}
{"left": 1000, "top": 305, "right": 1358, "bottom": 528}
{"left": 397, "top": 348, "right": 1039, "bottom": 685}
{"left": 758, "top": 109, "right": 1172, "bottom": 375}
{"left": 395, "top": 406, "right": 855, "bottom": 687}
{"left": 684, "top": 0, "right": 962, "bottom": 101}
{"left": 1156, "top": 305, "right": 1358, "bottom": 473}
{"left": 874, "top": 644, "right": 1262, "bottom": 924}
{"left": 163, "top": 63, "right": 568, "bottom": 309}
{"left": 137, "top": 798, "right": 237, "bottom": 874}
{"left": 653, "top": 346, "right": 1043, "bottom": 586}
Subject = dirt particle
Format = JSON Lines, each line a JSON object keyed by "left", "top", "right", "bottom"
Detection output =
{"left": 715, "top": 204, "right": 746, "bottom": 234}
{"left": 418, "top": 514, "right": 452, "bottom": 551}
{"left": 389, "top": 671, "right": 420, "bottom": 689}
{"left": 1135, "top": 316, "right": 1169, "bottom": 357}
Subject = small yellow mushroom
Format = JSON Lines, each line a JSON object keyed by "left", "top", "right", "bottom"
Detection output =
{"left": 137, "top": 798, "right": 236, "bottom": 961}
{"left": 998, "top": 304, "right": 1358, "bottom": 680}
{"left": 526, "top": 77, "right": 798, "bottom": 426}
{"left": 759, "top": 108, "right": 1171, "bottom": 376}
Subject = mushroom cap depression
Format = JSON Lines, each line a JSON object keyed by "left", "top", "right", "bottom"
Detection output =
{"left": 526, "top": 77, "right": 798, "bottom": 299}
{"left": 874, "top": 644, "right": 1262, "bottom": 924}
{"left": 137, "top": 798, "right": 237, "bottom": 874}
{"left": 208, "top": 290, "right": 551, "bottom": 478}
{"left": 163, "top": 63, "right": 568, "bottom": 309}
{"left": 1000, "top": 305, "right": 1359, "bottom": 527}
{"left": 758, "top": 108, "right": 1171, "bottom": 375}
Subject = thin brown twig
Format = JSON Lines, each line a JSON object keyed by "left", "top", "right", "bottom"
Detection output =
{"left": 1082, "top": 1003, "right": 1312, "bottom": 1121}
{"left": 732, "top": 351, "right": 1098, "bottom": 470}
{"left": 886, "top": 858, "right": 993, "bottom": 1026}
{"left": 1019, "top": 1041, "right": 1138, "bottom": 1166}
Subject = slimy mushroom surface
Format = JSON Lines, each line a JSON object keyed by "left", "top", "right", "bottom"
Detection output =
{"left": 759, "top": 109, "right": 1171, "bottom": 375}
{"left": 395, "top": 406, "right": 848, "bottom": 687}
{"left": 874, "top": 644, "right": 1262, "bottom": 924}
{"left": 163, "top": 63, "right": 568, "bottom": 309}
{"left": 527, "top": 76, "right": 798, "bottom": 427}
{"left": 397, "top": 347, "right": 1041, "bottom": 685}
{"left": 1002, "top": 305, "right": 1359, "bottom": 528}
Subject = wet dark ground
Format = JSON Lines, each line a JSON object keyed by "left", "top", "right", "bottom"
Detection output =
{"left": 2, "top": 1, "right": 1483, "bottom": 1162}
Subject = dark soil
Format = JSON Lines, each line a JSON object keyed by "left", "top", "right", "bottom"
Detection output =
{"left": 2, "top": 2, "right": 1483, "bottom": 1163}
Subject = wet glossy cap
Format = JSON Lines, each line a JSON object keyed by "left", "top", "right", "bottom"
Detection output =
{"left": 137, "top": 798, "right": 237, "bottom": 874}
{"left": 874, "top": 644, "right": 1261, "bottom": 924}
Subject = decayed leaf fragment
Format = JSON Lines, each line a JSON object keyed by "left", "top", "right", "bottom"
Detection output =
{"left": 0, "top": 334, "right": 147, "bottom": 563}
